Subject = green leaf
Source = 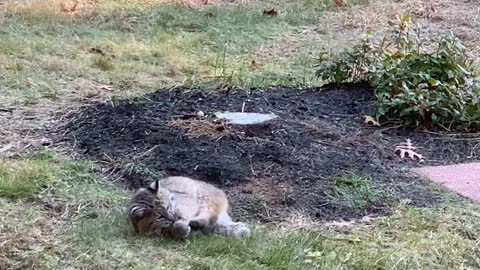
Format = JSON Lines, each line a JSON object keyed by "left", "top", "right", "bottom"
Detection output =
{"left": 400, "top": 107, "right": 414, "bottom": 117}
{"left": 401, "top": 81, "right": 409, "bottom": 91}
{"left": 376, "top": 107, "right": 386, "bottom": 116}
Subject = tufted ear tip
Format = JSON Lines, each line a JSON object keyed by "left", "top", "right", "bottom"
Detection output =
{"left": 147, "top": 180, "right": 159, "bottom": 193}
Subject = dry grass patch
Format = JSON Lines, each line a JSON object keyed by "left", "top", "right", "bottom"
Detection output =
{"left": 338, "top": 0, "right": 480, "bottom": 55}
{"left": 0, "top": 199, "right": 57, "bottom": 270}
{"left": 168, "top": 118, "right": 231, "bottom": 140}
{"left": 2, "top": 0, "right": 99, "bottom": 18}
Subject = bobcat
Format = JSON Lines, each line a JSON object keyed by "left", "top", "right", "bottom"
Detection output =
{"left": 128, "top": 176, "right": 251, "bottom": 238}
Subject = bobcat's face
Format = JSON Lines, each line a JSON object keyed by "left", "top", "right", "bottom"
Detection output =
{"left": 128, "top": 180, "right": 178, "bottom": 235}
{"left": 154, "top": 187, "right": 176, "bottom": 221}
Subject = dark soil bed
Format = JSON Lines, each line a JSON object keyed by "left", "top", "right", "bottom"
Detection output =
{"left": 57, "top": 84, "right": 480, "bottom": 221}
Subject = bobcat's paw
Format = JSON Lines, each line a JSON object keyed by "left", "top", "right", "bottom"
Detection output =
{"left": 173, "top": 220, "right": 191, "bottom": 238}
{"left": 190, "top": 218, "right": 215, "bottom": 233}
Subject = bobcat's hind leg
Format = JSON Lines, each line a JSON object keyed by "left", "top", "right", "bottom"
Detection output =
{"left": 213, "top": 212, "right": 251, "bottom": 238}
{"left": 213, "top": 222, "right": 251, "bottom": 238}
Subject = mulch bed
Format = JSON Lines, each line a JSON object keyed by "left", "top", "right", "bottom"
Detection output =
{"left": 56, "top": 84, "right": 480, "bottom": 221}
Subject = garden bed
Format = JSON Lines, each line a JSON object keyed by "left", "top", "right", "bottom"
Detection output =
{"left": 58, "top": 84, "right": 480, "bottom": 221}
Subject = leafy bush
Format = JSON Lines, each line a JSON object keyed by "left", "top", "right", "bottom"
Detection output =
{"left": 316, "top": 16, "right": 480, "bottom": 130}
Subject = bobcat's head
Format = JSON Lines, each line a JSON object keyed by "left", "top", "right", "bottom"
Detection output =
{"left": 128, "top": 180, "right": 178, "bottom": 235}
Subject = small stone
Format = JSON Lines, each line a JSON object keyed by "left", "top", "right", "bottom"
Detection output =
{"left": 196, "top": 111, "right": 205, "bottom": 117}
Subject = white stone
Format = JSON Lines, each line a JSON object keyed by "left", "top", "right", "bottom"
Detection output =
{"left": 214, "top": 112, "right": 278, "bottom": 125}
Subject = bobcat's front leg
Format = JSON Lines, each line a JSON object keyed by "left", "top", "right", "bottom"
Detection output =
{"left": 172, "top": 212, "right": 191, "bottom": 238}
{"left": 189, "top": 215, "right": 216, "bottom": 233}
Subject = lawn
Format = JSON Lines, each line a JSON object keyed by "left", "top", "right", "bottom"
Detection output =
{"left": 1, "top": 0, "right": 480, "bottom": 269}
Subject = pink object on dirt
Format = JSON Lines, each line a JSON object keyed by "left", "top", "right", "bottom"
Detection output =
{"left": 413, "top": 163, "right": 480, "bottom": 202}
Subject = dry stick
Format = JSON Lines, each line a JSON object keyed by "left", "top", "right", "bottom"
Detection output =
{"left": 133, "top": 145, "right": 159, "bottom": 159}
{"left": 468, "top": 142, "right": 480, "bottom": 158}
{"left": 249, "top": 155, "right": 256, "bottom": 176}
{"left": 214, "top": 134, "right": 225, "bottom": 143}
{"left": 262, "top": 202, "right": 271, "bottom": 219}
{"left": 102, "top": 163, "right": 120, "bottom": 180}
{"left": 421, "top": 130, "right": 480, "bottom": 137}
{"left": 0, "top": 143, "right": 14, "bottom": 153}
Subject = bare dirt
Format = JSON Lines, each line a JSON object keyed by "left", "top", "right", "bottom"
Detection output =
{"left": 57, "top": 84, "right": 480, "bottom": 221}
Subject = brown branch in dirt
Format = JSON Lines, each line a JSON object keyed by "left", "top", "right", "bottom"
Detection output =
{"left": 61, "top": 0, "right": 78, "bottom": 13}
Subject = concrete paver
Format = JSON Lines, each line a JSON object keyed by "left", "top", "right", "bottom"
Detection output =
{"left": 413, "top": 163, "right": 480, "bottom": 201}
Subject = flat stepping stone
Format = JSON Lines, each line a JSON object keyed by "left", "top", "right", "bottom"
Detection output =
{"left": 413, "top": 163, "right": 480, "bottom": 201}
{"left": 214, "top": 112, "right": 277, "bottom": 125}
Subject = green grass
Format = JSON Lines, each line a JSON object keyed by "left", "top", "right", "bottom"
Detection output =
{"left": 0, "top": 0, "right": 373, "bottom": 103}
{"left": 1, "top": 151, "right": 480, "bottom": 269}
{"left": 326, "top": 173, "right": 378, "bottom": 210}
{"left": 0, "top": 159, "right": 54, "bottom": 198}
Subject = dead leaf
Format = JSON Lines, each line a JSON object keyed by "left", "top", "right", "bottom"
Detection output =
{"left": 324, "top": 215, "right": 375, "bottom": 228}
{"left": 250, "top": 60, "right": 263, "bottom": 70}
{"left": 97, "top": 83, "right": 113, "bottom": 91}
{"left": 333, "top": 0, "right": 345, "bottom": 7}
{"left": 90, "top": 48, "right": 106, "bottom": 56}
{"left": 394, "top": 139, "right": 424, "bottom": 161}
{"left": 263, "top": 9, "right": 278, "bottom": 17}
{"left": 61, "top": 0, "right": 78, "bottom": 13}
{"left": 324, "top": 220, "right": 356, "bottom": 228}
{"left": 85, "top": 91, "right": 99, "bottom": 98}
{"left": 206, "top": 12, "right": 215, "bottom": 18}
{"left": 360, "top": 216, "right": 375, "bottom": 223}
{"left": 385, "top": 47, "right": 398, "bottom": 55}
{"left": 363, "top": 115, "right": 380, "bottom": 126}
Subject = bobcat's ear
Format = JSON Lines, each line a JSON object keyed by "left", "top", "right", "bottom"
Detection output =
{"left": 147, "top": 180, "right": 159, "bottom": 193}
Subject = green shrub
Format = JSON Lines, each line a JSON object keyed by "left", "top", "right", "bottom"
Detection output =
{"left": 316, "top": 16, "right": 480, "bottom": 130}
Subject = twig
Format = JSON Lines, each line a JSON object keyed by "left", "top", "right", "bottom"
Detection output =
{"left": 249, "top": 155, "right": 257, "bottom": 176}
{"left": 133, "top": 145, "right": 159, "bottom": 159}
{"left": 468, "top": 142, "right": 480, "bottom": 159}
{"left": 0, "top": 143, "right": 14, "bottom": 153}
